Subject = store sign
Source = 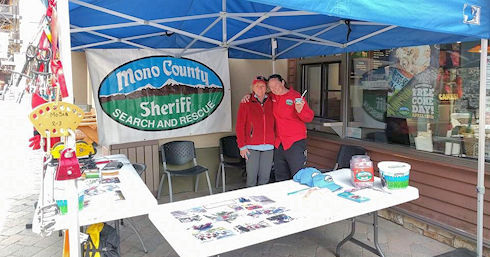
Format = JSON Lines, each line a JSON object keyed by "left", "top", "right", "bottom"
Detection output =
{"left": 438, "top": 93, "right": 460, "bottom": 101}
{"left": 86, "top": 49, "right": 231, "bottom": 145}
{"left": 411, "top": 83, "right": 435, "bottom": 118}
{"left": 98, "top": 56, "right": 224, "bottom": 131}
{"left": 387, "top": 45, "right": 439, "bottom": 119}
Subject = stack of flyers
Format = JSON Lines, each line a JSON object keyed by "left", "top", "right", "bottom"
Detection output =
{"left": 250, "top": 195, "right": 275, "bottom": 204}
{"left": 171, "top": 210, "right": 202, "bottom": 223}
{"left": 233, "top": 221, "right": 270, "bottom": 233}
{"left": 193, "top": 227, "right": 235, "bottom": 242}
{"left": 243, "top": 203, "right": 262, "bottom": 210}
{"left": 101, "top": 177, "right": 120, "bottom": 184}
{"left": 266, "top": 214, "right": 294, "bottom": 224}
{"left": 204, "top": 211, "right": 238, "bottom": 223}
{"left": 247, "top": 207, "right": 286, "bottom": 218}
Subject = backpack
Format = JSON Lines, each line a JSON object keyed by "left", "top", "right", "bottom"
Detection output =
{"left": 83, "top": 223, "right": 120, "bottom": 257}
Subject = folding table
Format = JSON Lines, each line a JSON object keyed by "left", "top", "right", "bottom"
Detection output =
{"left": 32, "top": 154, "right": 158, "bottom": 253}
{"left": 149, "top": 169, "right": 419, "bottom": 257}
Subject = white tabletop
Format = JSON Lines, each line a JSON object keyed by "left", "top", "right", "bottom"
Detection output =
{"left": 32, "top": 154, "right": 158, "bottom": 232}
{"left": 149, "top": 169, "right": 419, "bottom": 257}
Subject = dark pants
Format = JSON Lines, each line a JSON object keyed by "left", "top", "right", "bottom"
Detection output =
{"left": 273, "top": 139, "right": 307, "bottom": 182}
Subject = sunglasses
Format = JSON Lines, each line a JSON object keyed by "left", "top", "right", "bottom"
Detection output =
{"left": 256, "top": 76, "right": 268, "bottom": 81}
{"left": 268, "top": 74, "right": 283, "bottom": 81}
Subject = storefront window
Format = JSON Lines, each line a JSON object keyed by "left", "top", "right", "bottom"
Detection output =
{"left": 300, "top": 60, "right": 343, "bottom": 135}
{"left": 347, "top": 41, "right": 488, "bottom": 160}
{"left": 302, "top": 62, "right": 342, "bottom": 120}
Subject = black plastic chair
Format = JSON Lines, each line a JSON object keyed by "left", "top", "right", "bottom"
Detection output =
{"left": 215, "top": 136, "right": 246, "bottom": 192}
{"left": 320, "top": 145, "right": 368, "bottom": 172}
{"left": 157, "top": 141, "right": 212, "bottom": 202}
{"left": 132, "top": 163, "right": 146, "bottom": 177}
{"left": 334, "top": 145, "right": 368, "bottom": 170}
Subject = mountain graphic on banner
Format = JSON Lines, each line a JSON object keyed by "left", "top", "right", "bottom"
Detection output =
{"left": 99, "top": 79, "right": 223, "bottom": 103}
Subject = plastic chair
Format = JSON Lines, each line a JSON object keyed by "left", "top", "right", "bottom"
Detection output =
{"left": 321, "top": 145, "right": 368, "bottom": 172}
{"left": 215, "top": 136, "right": 246, "bottom": 192}
{"left": 157, "top": 141, "right": 212, "bottom": 202}
{"left": 132, "top": 163, "right": 146, "bottom": 177}
{"left": 334, "top": 145, "right": 367, "bottom": 170}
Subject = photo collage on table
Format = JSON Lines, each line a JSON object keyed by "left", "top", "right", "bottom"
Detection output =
{"left": 82, "top": 176, "right": 125, "bottom": 207}
{"left": 169, "top": 195, "right": 294, "bottom": 243}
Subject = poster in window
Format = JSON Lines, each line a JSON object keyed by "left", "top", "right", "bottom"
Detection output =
{"left": 362, "top": 90, "right": 386, "bottom": 122}
{"left": 386, "top": 45, "right": 439, "bottom": 119}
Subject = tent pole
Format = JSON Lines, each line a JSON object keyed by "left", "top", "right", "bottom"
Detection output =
{"left": 222, "top": 0, "right": 227, "bottom": 45}
{"left": 70, "top": 0, "right": 222, "bottom": 47}
{"left": 271, "top": 38, "right": 277, "bottom": 74}
{"left": 276, "top": 22, "right": 342, "bottom": 58}
{"left": 477, "top": 38, "right": 488, "bottom": 257}
{"left": 230, "top": 16, "right": 342, "bottom": 47}
{"left": 227, "top": 6, "right": 281, "bottom": 45}
{"left": 231, "top": 23, "right": 336, "bottom": 46}
{"left": 59, "top": 0, "right": 74, "bottom": 103}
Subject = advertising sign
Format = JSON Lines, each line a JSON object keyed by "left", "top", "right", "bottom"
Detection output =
{"left": 87, "top": 49, "right": 231, "bottom": 145}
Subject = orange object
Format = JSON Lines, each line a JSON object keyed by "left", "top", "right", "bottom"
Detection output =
{"left": 350, "top": 155, "right": 374, "bottom": 188}
{"left": 63, "top": 230, "right": 69, "bottom": 257}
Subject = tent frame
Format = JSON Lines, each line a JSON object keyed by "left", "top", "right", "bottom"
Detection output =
{"left": 63, "top": 1, "right": 488, "bottom": 257}
{"left": 477, "top": 38, "right": 487, "bottom": 257}
{"left": 69, "top": 0, "right": 395, "bottom": 59}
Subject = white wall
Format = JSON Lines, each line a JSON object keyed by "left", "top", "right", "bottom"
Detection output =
{"left": 71, "top": 52, "right": 88, "bottom": 106}
{"left": 15, "top": 0, "right": 44, "bottom": 73}
{"left": 71, "top": 52, "right": 288, "bottom": 148}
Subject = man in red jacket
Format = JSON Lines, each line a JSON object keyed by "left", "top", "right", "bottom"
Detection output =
{"left": 267, "top": 74, "right": 314, "bottom": 181}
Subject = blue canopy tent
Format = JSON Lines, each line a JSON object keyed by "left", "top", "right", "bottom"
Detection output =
{"left": 68, "top": 0, "right": 487, "bottom": 59}
{"left": 65, "top": 0, "right": 489, "bottom": 256}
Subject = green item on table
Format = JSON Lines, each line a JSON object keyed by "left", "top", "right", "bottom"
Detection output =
{"left": 85, "top": 172, "right": 100, "bottom": 179}
{"left": 56, "top": 194, "right": 84, "bottom": 215}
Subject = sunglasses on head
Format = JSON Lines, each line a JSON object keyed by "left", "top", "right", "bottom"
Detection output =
{"left": 256, "top": 76, "right": 268, "bottom": 81}
{"left": 268, "top": 74, "right": 283, "bottom": 81}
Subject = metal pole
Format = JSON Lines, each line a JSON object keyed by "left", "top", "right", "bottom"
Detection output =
{"left": 271, "top": 38, "right": 277, "bottom": 74}
{"left": 476, "top": 38, "right": 488, "bottom": 257}
{"left": 222, "top": 0, "right": 226, "bottom": 45}
{"left": 66, "top": 179, "right": 81, "bottom": 257}
{"left": 58, "top": 0, "right": 74, "bottom": 103}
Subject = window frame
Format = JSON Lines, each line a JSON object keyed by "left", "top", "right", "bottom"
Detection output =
{"left": 297, "top": 55, "right": 346, "bottom": 123}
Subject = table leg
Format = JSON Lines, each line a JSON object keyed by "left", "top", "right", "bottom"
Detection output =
{"left": 335, "top": 212, "right": 385, "bottom": 257}
{"left": 336, "top": 218, "right": 356, "bottom": 257}
{"left": 114, "top": 220, "right": 120, "bottom": 256}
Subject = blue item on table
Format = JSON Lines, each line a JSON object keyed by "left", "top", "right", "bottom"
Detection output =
{"left": 294, "top": 167, "right": 343, "bottom": 192}
{"left": 293, "top": 167, "right": 318, "bottom": 186}
{"left": 337, "top": 191, "right": 370, "bottom": 203}
{"left": 312, "top": 174, "right": 343, "bottom": 192}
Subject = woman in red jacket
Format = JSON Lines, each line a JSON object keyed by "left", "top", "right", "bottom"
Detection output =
{"left": 241, "top": 74, "right": 314, "bottom": 182}
{"left": 236, "top": 76, "right": 275, "bottom": 187}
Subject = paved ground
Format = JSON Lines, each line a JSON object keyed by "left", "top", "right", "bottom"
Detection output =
{"left": 0, "top": 97, "right": 455, "bottom": 257}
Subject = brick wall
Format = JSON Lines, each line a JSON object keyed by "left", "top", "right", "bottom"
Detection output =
{"left": 307, "top": 133, "right": 490, "bottom": 256}
{"left": 287, "top": 59, "right": 298, "bottom": 90}
{"left": 379, "top": 209, "right": 490, "bottom": 256}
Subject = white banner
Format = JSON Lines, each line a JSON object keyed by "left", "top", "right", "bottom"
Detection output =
{"left": 86, "top": 48, "right": 231, "bottom": 146}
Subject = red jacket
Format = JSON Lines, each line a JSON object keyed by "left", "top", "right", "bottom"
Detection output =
{"left": 272, "top": 89, "right": 314, "bottom": 150}
{"left": 236, "top": 94, "right": 275, "bottom": 149}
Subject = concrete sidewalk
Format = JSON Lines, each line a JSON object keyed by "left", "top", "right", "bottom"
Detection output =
{"left": 0, "top": 98, "right": 455, "bottom": 257}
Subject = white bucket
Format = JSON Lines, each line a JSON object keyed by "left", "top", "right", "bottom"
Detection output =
{"left": 377, "top": 161, "right": 411, "bottom": 189}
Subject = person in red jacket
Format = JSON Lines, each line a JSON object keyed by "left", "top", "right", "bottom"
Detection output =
{"left": 267, "top": 74, "right": 314, "bottom": 181}
{"left": 236, "top": 76, "right": 275, "bottom": 187}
